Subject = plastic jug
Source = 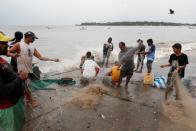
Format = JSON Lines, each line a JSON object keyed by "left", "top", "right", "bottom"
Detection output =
{"left": 143, "top": 73, "right": 154, "bottom": 85}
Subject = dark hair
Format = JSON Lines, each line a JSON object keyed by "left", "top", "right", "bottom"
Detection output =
{"left": 108, "top": 37, "right": 112, "bottom": 42}
{"left": 137, "top": 39, "right": 143, "bottom": 43}
{"left": 24, "top": 31, "right": 38, "bottom": 39}
{"left": 172, "top": 43, "right": 182, "bottom": 50}
{"left": 119, "top": 41, "right": 125, "bottom": 46}
{"left": 147, "top": 39, "right": 153, "bottom": 44}
{"left": 86, "top": 51, "right": 91, "bottom": 58}
{"left": 14, "top": 31, "right": 23, "bottom": 41}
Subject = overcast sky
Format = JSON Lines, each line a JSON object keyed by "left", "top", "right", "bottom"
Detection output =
{"left": 0, "top": 0, "right": 195, "bottom": 25}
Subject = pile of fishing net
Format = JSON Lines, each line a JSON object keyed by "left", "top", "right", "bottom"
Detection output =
{"left": 70, "top": 84, "right": 109, "bottom": 109}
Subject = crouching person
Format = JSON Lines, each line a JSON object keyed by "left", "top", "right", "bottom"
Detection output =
{"left": 80, "top": 51, "right": 100, "bottom": 85}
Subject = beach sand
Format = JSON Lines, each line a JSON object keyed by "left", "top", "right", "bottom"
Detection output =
{"left": 23, "top": 49, "right": 196, "bottom": 131}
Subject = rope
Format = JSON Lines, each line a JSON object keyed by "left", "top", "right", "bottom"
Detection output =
{"left": 43, "top": 68, "right": 80, "bottom": 78}
{"left": 25, "top": 91, "right": 155, "bottom": 124}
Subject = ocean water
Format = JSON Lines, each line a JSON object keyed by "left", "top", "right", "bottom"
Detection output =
{"left": 1, "top": 25, "right": 196, "bottom": 73}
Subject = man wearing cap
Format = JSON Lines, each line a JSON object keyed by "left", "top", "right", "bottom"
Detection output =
{"left": 9, "top": 31, "right": 59, "bottom": 107}
{"left": 0, "top": 32, "right": 28, "bottom": 131}
{"left": 9, "top": 31, "right": 59, "bottom": 74}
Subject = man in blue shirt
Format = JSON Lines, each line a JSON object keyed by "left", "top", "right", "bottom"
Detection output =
{"left": 138, "top": 39, "right": 156, "bottom": 74}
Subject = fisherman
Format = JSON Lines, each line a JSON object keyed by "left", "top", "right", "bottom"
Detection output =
{"left": 160, "top": 43, "right": 188, "bottom": 78}
{"left": 80, "top": 51, "right": 94, "bottom": 69}
{"left": 81, "top": 51, "right": 100, "bottom": 85}
{"left": 0, "top": 31, "right": 28, "bottom": 131}
{"left": 160, "top": 43, "right": 189, "bottom": 100}
{"left": 138, "top": 39, "right": 156, "bottom": 74}
{"left": 117, "top": 42, "right": 138, "bottom": 93}
{"left": 8, "top": 31, "right": 59, "bottom": 108}
{"left": 103, "top": 37, "right": 113, "bottom": 67}
{"left": 9, "top": 31, "right": 23, "bottom": 72}
{"left": 135, "top": 39, "right": 146, "bottom": 73}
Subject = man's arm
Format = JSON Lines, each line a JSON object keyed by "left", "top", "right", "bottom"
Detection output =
{"left": 160, "top": 63, "right": 171, "bottom": 68}
{"left": 138, "top": 49, "right": 150, "bottom": 55}
{"left": 34, "top": 49, "right": 59, "bottom": 62}
{"left": 160, "top": 54, "right": 173, "bottom": 68}
{"left": 177, "top": 65, "right": 186, "bottom": 70}
{"left": 7, "top": 43, "right": 20, "bottom": 58}
{"left": 94, "top": 61, "right": 100, "bottom": 69}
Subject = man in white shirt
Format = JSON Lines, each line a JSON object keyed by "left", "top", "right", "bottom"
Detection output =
{"left": 82, "top": 51, "right": 100, "bottom": 80}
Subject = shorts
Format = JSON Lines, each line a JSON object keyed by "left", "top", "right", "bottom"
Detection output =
{"left": 147, "top": 60, "right": 153, "bottom": 71}
{"left": 120, "top": 68, "right": 134, "bottom": 78}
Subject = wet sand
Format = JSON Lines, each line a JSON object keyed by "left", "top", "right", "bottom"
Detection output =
{"left": 23, "top": 50, "right": 196, "bottom": 131}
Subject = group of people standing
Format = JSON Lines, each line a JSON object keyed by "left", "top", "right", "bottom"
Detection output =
{"left": 116, "top": 38, "right": 156, "bottom": 91}
{"left": 102, "top": 37, "right": 156, "bottom": 74}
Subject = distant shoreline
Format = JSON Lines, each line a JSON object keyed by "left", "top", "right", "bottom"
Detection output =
{"left": 77, "top": 21, "right": 196, "bottom": 26}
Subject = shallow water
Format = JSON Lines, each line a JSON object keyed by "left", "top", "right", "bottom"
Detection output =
{"left": 1, "top": 26, "right": 196, "bottom": 73}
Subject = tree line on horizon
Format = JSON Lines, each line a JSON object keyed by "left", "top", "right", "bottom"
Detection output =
{"left": 79, "top": 21, "right": 196, "bottom": 26}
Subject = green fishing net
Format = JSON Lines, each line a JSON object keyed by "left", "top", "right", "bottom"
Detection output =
{"left": 30, "top": 78, "right": 76, "bottom": 91}
{"left": 0, "top": 99, "right": 24, "bottom": 131}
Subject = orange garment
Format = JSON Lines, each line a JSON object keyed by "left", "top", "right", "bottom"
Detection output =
{"left": 111, "top": 66, "right": 120, "bottom": 82}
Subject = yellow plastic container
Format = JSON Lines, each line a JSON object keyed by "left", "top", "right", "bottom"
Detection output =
{"left": 111, "top": 66, "right": 121, "bottom": 82}
{"left": 143, "top": 73, "right": 154, "bottom": 85}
